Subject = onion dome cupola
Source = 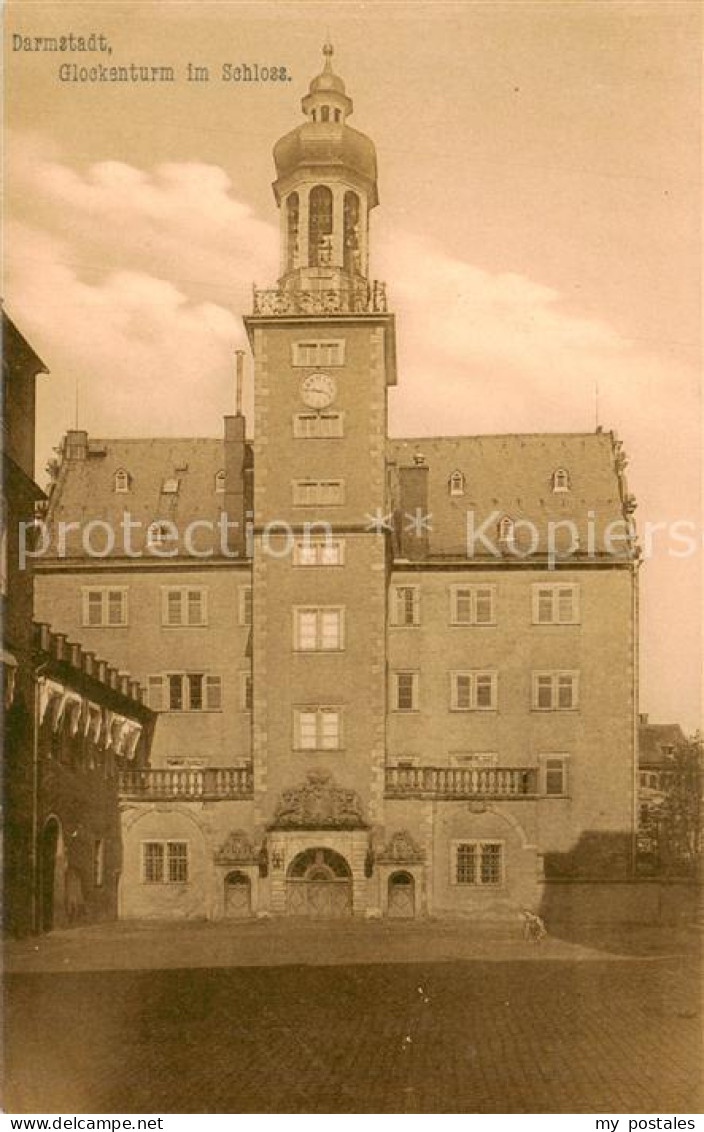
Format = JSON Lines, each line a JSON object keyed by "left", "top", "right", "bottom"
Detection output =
{"left": 272, "top": 41, "right": 379, "bottom": 290}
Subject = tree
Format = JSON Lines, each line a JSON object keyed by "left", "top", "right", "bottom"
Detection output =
{"left": 650, "top": 732, "right": 703, "bottom": 877}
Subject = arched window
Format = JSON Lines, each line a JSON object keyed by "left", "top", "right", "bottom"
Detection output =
{"left": 215, "top": 470, "right": 226, "bottom": 493}
{"left": 498, "top": 516, "right": 515, "bottom": 545}
{"left": 321, "top": 105, "right": 330, "bottom": 123}
{"left": 285, "top": 192, "right": 299, "bottom": 272}
{"left": 114, "top": 469, "right": 130, "bottom": 494}
{"left": 334, "top": 108, "right": 341, "bottom": 122}
{"left": 343, "top": 190, "right": 360, "bottom": 274}
{"left": 449, "top": 470, "right": 465, "bottom": 497}
{"left": 552, "top": 467, "right": 570, "bottom": 493}
{"left": 309, "top": 185, "right": 333, "bottom": 267}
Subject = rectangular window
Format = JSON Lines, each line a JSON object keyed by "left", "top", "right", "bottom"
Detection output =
{"left": 293, "top": 413, "right": 344, "bottom": 439}
{"left": 93, "top": 839, "right": 104, "bottom": 887}
{"left": 292, "top": 480, "right": 345, "bottom": 506}
{"left": 142, "top": 842, "right": 189, "bottom": 884}
{"left": 239, "top": 586, "right": 252, "bottom": 625}
{"left": 453, "top": 841, "right": 504, "bottom": 886}
{"left": 393, "top": 671, "right": 419, "bottom": 712}
{"left": 294, "top": 707, "right": 342, "bottom": 751}
{"left": 450, "top": 585, "right": 496, "bottom": 626}
{"left": 292, "top": 339, "right": 345, "bottom": 367}
{"left": 240, "top": 671, "right": 253, "bottom": 711}
{"left": 392, "top": 585, "right": 420, "bottom": 626}
{"left": 532, "top": 672, "right": 579, "bottom": 711}
{"left": 450, "top": 671, "right": 497, "bottom": 711}
{"left": 148, "top": 674, "right": 222, "bottom": 712}
{"left": 293, "top": 538, "right": 345, "bottom": 566}
{"left": 294, "top": 607, "right": 345, "bottom": 651}
{"left": 532, "top": 584, "right": 580, "bottom": 625}
{"left": 542, "top": 755, "right": 569, "bottom": 796}
{"left": 82, "top": 587, "right": 128, "bottom": 627}
{"left": 161, "top": 587, "right": 207, "bottom": 627}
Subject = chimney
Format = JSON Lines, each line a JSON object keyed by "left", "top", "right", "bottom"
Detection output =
{"left": 397, "top": 460, "right": 430, "bottom": 560}
{"left": 223, "top": 352, "right": 247, "bottom": 557}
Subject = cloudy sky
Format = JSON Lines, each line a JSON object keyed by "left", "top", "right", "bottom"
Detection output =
{"left": 4, "top": 0, "right": 701, "bottom": 728}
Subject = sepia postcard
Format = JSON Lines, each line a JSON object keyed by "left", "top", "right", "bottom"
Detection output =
{"left": 2, "top": 0, "right": 702, "bottom": 1120}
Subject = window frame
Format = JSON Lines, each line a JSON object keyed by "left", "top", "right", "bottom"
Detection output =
{"left": 531, "top": 583, "right": 580, "bottom": 626}
{"left": 291, "top": 339, "right": 346, "bottom": 367}
{"left": 293, "top": 412, "right": 345, "bottom": 439}
{"left": 532, "top": 671, "right": 580, "bottom": 712}
{"left": 450, "top": 584, "right": 496, "bottom": 626}
{"left": 292, "top": 538, "right": 345, "bottom": 566}
{"left": 81, "top": 586, "right": 129, "bottom": 628}
{"left": 392, "top": 670, "right": 420, "bottom": 713}
{"left": 391, "top": 585, "right": 421, "bottom": 627}
{"left": 240, "top": 670, "right": 253, "bottom": 712}
{"left": 552, "top": 468, "right": 571, "bottom": 493}
{"left": 114, "top": 469, "right": 130, "bottom": 494}
{"left": 293, "top": 606, "right": 346, "bottom": 652}
{"left": 540, "top": 753, "right": 570, "bottom": 796}
{"left": 293, "top": 705, "right": 343, "bottom": 751}
{"left": 161, "top": 586, "right": 208, "bottom": 628}
{"left": 450, "top": 671, "right": 498, "bottom": 712}
{"left": 292, "top": 479, "right": 345, "bottom": 507}
{"left": 451, "top": 840, "right": 505, "bottom": 887}
{"left": 238, "top": 585, "right": 252, "bottom": 626}
{"left": 141, "top": 840, "right": 189, "bottom": 885}
{"left": 449, "top": 470, "right": 466, "bottom": 497}
{"left": 147, "top": 673, "right": 223, "bottom": 713}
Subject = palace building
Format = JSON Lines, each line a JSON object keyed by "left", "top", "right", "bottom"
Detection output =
{"left": 35, "top": 44, "right": 639, "bottom": 921}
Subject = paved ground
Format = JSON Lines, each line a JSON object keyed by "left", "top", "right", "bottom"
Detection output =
{"left": 3, "top": 921, "right": 702, "bottom": 1114}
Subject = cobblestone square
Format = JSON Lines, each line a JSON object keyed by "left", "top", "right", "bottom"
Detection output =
{"left": 3, "top": 921, "right": 701, "bottom": 1113}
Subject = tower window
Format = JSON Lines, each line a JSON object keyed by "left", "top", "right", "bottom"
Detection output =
{"left": 334, "top": 108, "right": 341, "bottom": 122}
{"left": 309, "top": 185, "right": 333, "bottom": 267}
{"left": 343, "top": 190, "right": 360, "bottom": 274}
{"left": 286, "top": 192, "right": 299, "bottom": 272}
{"left": 449, "top": 470, "right": 465, "bottom": 496}
{"left": 292, "top": 339, "right": 345, "bottom": 367}
{"left": 321, "top": 105, "right": 330, "bottom": 122}
{"left": 215, "top": 469, "right": 226, "bottom": 493}
{"left": 552, "top": 468, "right": 571, "bottom": 492}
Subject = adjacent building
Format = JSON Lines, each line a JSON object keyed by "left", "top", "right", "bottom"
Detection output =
{"left": 34, "top": 44, "right": 639, "bottom": 921}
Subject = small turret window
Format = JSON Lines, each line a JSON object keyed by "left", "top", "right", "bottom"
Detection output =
{"left": 343, "top": 191, "right": 360, "bottom": 274}
{"left": 114, "top": 469, "right": 130, "bottom": 494}
{"left": 215, "top": 470, "right": 226, "bottom": 493}
{"left": 286, "top": 192, "right": 299, "bottom": 272}
{"left": 309, "top": 185, "right": 333, "bottom": 267}
{"left": 321, "top": 105, "right": 330, "bottom": 123}
{"left": 552, "top": 468, "right": 570, "bottom": 493}
{"left": 334, "top": 109, "right": 341, "bottom": 122}
{"left": 449, "top": 470, "right": 465, "bottom": 497}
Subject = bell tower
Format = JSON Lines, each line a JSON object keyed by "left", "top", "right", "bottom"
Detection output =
{"left": 244, "top": 44, "right": 396, "bottom": 917}
{"left": 270, "top": 41, "right": 379, "bottom": 302}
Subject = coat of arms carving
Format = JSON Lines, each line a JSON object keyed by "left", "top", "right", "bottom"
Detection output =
{"left": 377, "top": 830, "right": 425, "bottom": 864}
{"left": 270, "top": 771, "right": 367, "bottom": 830}
{"left": 214, "top": 830, "right": 258, "bottom": 864}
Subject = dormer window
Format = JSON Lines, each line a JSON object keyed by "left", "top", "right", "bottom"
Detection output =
{"left": 161, "top": 478, "right": 180, "bottom": 495}
{"left": 114, "top": 469, "right": 130, "bottom": 494}
{"left": 449, "top": 471, "right": 465, "bottom": 497}
{"left": 215, "top": 470, "right": 226, "bottom": 493}
{"left": 498, "top": 516, "right": 515, "bottom": 546}
{"left": 147, "top": 522, "right": 176, "bottom": 550}
{"left": 552, "top": 468, "right": 570, "bottom": 493}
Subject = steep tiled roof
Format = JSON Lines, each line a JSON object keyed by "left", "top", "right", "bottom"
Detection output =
{"left": 387, "top": 431, "right": 633, "bottom": 559}
{"left": 44, "top": 436, "right": 252, "bottom": 560}
{"left": 639, "top": 723, "right": 686, "bottom": 767}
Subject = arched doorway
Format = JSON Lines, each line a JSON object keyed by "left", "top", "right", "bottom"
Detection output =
{"left": 388, "top": 871, "right": 415, "bottom": 918}
{"left": 39, "top": 818, "right": 62, "bottom": 932}
{"left": 286, "top": 848, "right": 352, "bottom": 918}
{"left": 224, "top": 871, "right": 252, "bottom": 918}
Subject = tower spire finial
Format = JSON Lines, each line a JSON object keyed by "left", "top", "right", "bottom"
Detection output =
{"left": 322, "top": 35, "right": 333, "bottom": 72}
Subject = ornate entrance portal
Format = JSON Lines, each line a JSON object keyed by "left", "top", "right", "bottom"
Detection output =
{"left": 286, "top": 848, "right": 352, "bottom": 918}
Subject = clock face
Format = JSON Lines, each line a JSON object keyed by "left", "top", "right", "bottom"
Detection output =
{"left": 301, "top": 372, "right": 337, "bottom": 409}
